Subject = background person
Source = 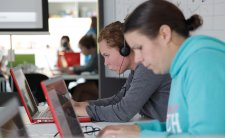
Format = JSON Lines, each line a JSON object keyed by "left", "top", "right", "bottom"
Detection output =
{"left": 86, "top": 16, "right": 97, "bottom": 38}
{"left": 62, "top": 35, "right": 98, "bottom": 75}
{"left": 57, "top": 35, "right": 73, "bottom": 68}
{"left": 69, "top": 35, "right": 99, "bottom": 102}
{"left": 84, "top": 16, "right": 97, "bottom": 65}
{"left": 60, "top": 35, "right": 73, "bottom": 52}
{"left": 72, "top": 35, "right": 98, "bottom": 75}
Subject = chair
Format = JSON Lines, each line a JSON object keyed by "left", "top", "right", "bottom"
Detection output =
{"left": 70, "top": 80, "right": 98, "bottom": 102}
{"left": 0, "top": 74, "right": 23, "bottom": 106}
{"left": 24, "top": 73, "right": 49, "bottom": 103}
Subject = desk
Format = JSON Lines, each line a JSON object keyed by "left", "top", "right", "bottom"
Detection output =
{"left": 50, "top": 68, "right": 99, "bottom": 81}
{"left": 38, "top": 68, "right": 99, "bottom": 81}
{"left": 61, "top": 74, "right": 99, "bottom": 81}
{"left": 1, "top": 107, "right": 149, "bottom": 138}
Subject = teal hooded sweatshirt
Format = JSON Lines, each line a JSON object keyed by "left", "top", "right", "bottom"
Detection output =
{"left": 137, "top": 35, "right": 225, "bottom": 138}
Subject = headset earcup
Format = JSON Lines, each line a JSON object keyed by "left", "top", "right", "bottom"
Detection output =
{"left": 119, "top": 45, "right": 130, "bottom": 57}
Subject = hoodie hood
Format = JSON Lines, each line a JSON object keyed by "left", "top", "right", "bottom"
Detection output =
{"left": 170, "top": 35, "right": 225, "bottom": 78}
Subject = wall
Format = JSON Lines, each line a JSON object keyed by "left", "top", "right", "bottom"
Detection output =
{"left": 169, "top": 0, "right": 225, "bottom": 42}
{"left": 113, "top": 0, "right": 225, "bottom": 42}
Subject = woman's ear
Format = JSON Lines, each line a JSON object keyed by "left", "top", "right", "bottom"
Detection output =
{"left": 158, "top": 25, "right": 172, "bottom": 45}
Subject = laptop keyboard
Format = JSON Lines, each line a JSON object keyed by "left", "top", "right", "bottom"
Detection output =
{"left": 38, "top": 109, "right": 52, "bottom": 118}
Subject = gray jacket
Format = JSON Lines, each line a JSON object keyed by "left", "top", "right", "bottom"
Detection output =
{"left": 86, "top": 64, "right": 171, "bottom": 122}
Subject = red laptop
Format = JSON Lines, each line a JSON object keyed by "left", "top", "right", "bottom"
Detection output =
{"left": 10, "top": 67, "right": 53, "bottom": 123}
{"left": 57, "top": 51, "right": 80, "bottom": 68}
{"left": 40, "top": 76, "right": 91, "bottom": 123}
{"left": 42, "top": 88, "right": 85, "bottom": 138}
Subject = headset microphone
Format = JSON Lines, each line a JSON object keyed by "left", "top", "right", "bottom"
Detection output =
{"left": 118, "top": 57, "right": 125, "bottom": 78}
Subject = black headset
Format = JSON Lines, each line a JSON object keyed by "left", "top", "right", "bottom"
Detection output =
{"left": 119, "top": 40, "right": 131, "bottom": 57}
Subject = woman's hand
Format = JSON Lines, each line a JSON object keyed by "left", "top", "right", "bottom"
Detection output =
{"left": 97, "top": 124, "right": 140, "bottom": 138}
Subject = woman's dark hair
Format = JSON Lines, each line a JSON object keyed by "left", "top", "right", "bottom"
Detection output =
{"left": 61, "top": 35, "right": 71, "bottom": 51}
{"left": 124, "top": 0, "right": 203, "bottom": 38}
{"left": 98, "top": 21, "right": 124, "bottom": 49}
{"left": 61, "top": 35, "right": 70, "bottom": 42}
{"left": 79, "top": 35, "right": 97, "bottom": 49}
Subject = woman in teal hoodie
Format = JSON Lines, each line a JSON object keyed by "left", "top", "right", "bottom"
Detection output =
{"left": 98, "top": 0, "right": 225, "bottom": 137}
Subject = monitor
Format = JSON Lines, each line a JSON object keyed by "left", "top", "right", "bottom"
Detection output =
{"left": 0, "top": 0, "right": 49, "bottom": 34}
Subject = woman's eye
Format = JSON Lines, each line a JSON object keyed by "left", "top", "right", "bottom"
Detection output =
{"left": 137, "top": 46, "right": 142, "bottom": 50}
{"left": 103, "top": 54, "right": 109, "bottom": 57}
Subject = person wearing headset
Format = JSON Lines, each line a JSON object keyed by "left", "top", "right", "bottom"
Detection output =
{"left": 72, "top": 21, "right": 171, "bottom": 122}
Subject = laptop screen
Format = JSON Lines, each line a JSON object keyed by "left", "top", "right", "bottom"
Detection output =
{"left": 10, "top": 68, "right": 38, "bottom": 116}
{"left": 57, "top": 52, "right": 80, "bottom": 68}
{"left": 41, "top": 76, "right": 71, "bottom": 100}
{"left": 48, "top": 89, "right": 84, "bottom": 137}
{"left": 41, "top": 77, "right": 84, "bottom": 137}
{"left": 0, "top": 98, "right": 29, "bottom": 138}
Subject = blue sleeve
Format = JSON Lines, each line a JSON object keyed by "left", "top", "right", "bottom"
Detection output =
{"left": 136, "top": 120, "right": 169, "bottom": 138}
{"left": 137, "top": 120, "right": 166, "bottom": 131}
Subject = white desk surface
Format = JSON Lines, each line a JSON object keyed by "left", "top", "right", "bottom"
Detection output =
{"left": 49, "top": 69, "right": 99, "bottom": 81}
{"left": 61, "top": 74, "right": 99, "bottom": 80}
{"left": 51, "top": 72, "right": 99, "bottom": 80}
{"left": 1, "top": 106, "right": 149, "bottom": 138}
{"left": 37, "top": 68, "right": 99, "bottom": 81}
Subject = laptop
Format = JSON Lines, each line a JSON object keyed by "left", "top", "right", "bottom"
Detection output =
{"left": 43, "top": 88, "right": 85, "bottom": 138}
{"left": 57, "top": 52, "right": 80, "bottom": 68}
{"left": 0, "top": 97, "right": 29, "bottom": 138}
{"left": 10, "top": 67, "right": 53, "bottom": 123}
{"left": 40, "top": 76, "right": 92, "bottom": 123}
{"left": 42, "top": 85, "right": 101, "bottom": 138}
